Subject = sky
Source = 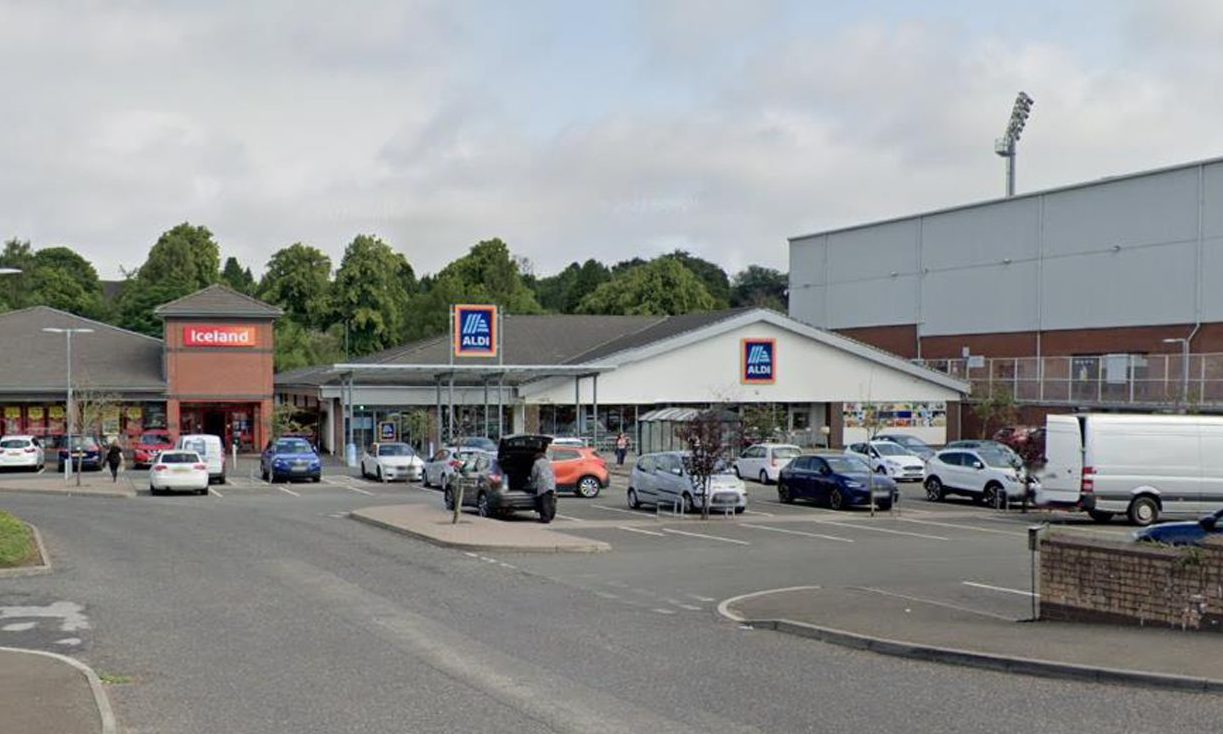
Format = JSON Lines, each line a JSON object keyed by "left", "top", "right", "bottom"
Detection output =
{"left": 3, "top": 0, "right": 1223, "bottom": 281}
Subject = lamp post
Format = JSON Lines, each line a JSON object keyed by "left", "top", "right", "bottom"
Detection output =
{"left": 42, "top": 327, "right": 94, "bottom": 484}
{"left": 1163, "top": 337, "right": 1191, "bottom": 407}
{"left": 994, "top": 91, "right": 1035, "bottom": 197}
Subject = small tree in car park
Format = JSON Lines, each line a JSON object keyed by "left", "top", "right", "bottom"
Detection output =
{"left": 678, "top": 409, "right": 736, "bottom": 520}
{"left": 271, "top": 403, "right": 306, "bottom": 440}
{"left": 69, "top": 389, "right": 121, "bottom": 487}
{"left": 972, "top": 384, "right": 1018, "bottom": 439}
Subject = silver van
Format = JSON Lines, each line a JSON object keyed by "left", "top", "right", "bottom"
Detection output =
{"left": 627, "top": 451, "right": 747, "bottom": 514}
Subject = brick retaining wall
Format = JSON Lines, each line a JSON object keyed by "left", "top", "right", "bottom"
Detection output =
{"left": 1040, "top": 533, "right": 1223, "bottom": 632}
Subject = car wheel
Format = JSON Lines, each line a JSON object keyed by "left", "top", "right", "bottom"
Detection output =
{"left": 537, "top": 493, "right": 557, "bottom": 524}
{"left": 149, "top": 484, "right": 158, "bottom": 496}
{"left": 443, "top": 486, "right": 456, "bottom": 511}
{"left": 1088, "top": 510, "right": 1114, "bottom": 523}
{"left": 681, "top": 493, "right": 695, "bottom": 514}
{"left": 576, "top": 476, "right": 601, "bottom": 499}
{"left": 828, "top": 488, "right": 845, "bottom": 511}
{"left": 924, "top": 477, "right": 944, "bottom": 502}
{"left": 1127, "top": 496, "right": 1159, "bottom": 527}
{"left": 981, "top": 483, "right": 1002, "bottom": 508}
{"left": 759, "top": 470, "right": 769, "bottom": 486}
{"left": 311, "top": 476, "right": 321, "bottom": 483}
{"left": 476, "top": 491, "right": 491, "bottom": 518}
{"left": 777, "top": 483, "right": 793, "bottom": 504}
{"left": 218, "top": 475, "right": 226, "bottom": 485}
{"left": 876, "top": 501, "right": 893, "bottom": 512}
{"left": 734, "top": 506, "right": 745, "bottom": 514}
{"left": 627, "top": 488, "right": 640, "bottom": 509}
{"left": 198, "top": 488, "right": 208, "bottom": 496}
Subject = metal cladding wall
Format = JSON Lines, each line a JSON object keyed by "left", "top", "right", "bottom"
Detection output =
{"left": 789, "top": 158, "right": 1223, "bottom": 337}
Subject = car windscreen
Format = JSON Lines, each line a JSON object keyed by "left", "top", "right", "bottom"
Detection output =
{"left": 377, "top": 444, "right": 413, "bottom": 456}
{"left": 274, "top": 441, "right": 313, "bottom": 454}
{"left": 978, "top": 449, "right": 1016, "bottom": 468}
{"left": 825, "top": 456, "right": 869, "bottom": 473}
{"left": 681, "top": 456, "right": 734, "bottom": 475}
{"left": 891, "top": 436, "right": 927, "bottom": 448}
{"left": 0, "top": 439, "right": 30, "bottom": 448}
{"left": 873, "top": 443, "right": 911, "bottom": 457}
{"left": 139, "top": 434, "right": 168, "bottom": 446}
{"left": 773, "top": 446, "right": 801, "bottom": 459}
{"left": 68, "top": 437, "right": 98, "bottom": 450}
{"left": 159, "top": 452, "right": 199, "bottom": 464}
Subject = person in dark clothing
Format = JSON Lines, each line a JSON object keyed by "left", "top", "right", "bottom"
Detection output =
{"left": 105, "top": 441, "right": 123, "bottom": 482}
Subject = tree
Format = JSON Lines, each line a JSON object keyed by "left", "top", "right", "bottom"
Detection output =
{"left": 259, "top": 244, "right": 333, "bottom": 328}
{"left": 678, "top": 409, "right": 738, "bottom": 520}
{"left": 0, "top": 239, "right": 35, "bottom": 312}
{"left": 331, "top": 234, "right": 415, "bottom": 356}
{"left": 220, "top": 256, "right": 256, "bottom": 295}
{"left": 273, "top": 319, "right": 345, "bottom": 372}
{"left": 115, "top": 281, "right": 189, "bottom": 336}
{"left": 577, "top": 257, "right": 715, "bottom": 316}
{"left": 731, "top": 265, "right": 788, "bottom": 311}
{"left": 661, "top": 250, "right": 731, "bottom": 308}
{"left": 0, "top": 242, "right": 109, "bottom": 319}
{"left": 533, "top": 258, "right": 611, "bottom": 313}
{"left": 972, "top": 385, "right": 1019, "bottom": 439}
{"left": 116, "top": 223, "right": 222, "bottom": 335}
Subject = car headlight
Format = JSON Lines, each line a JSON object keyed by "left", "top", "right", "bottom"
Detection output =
{"left": 843, "top": 480, "right": 864, "bottom": 489}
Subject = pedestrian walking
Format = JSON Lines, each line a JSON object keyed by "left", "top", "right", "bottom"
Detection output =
{"left": 615, "top": 432, "right": 630, "bottom": 466}
{"left": 105, "top": 441, "right": 123, "bottom": 483}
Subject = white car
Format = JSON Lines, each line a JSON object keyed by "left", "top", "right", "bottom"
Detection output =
{"left": 845, "top": 441, "right": 926, "bottom": 482}
{"left": 924, "top": 447, "right": 1029, "bottom": 507}
{"left": 627, "top": 451, "right": 747, "bottom": 514}
{"left": 149, "top": 450, "right": 210, "bottom": 496}
{"left": 733, "top": 443, "right": 801, "bottom": 484}
{"left": 361, "top": 442, "right": 424, "bottom": 482}
{"left": 422, "top": 447, "right": 482, "bottom": 488}
{"left": 0, "top": 435, "right": 44, "bottom": 471}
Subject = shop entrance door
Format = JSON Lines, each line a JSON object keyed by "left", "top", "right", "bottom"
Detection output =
{"left": 204, "top": 411, "right": 227, "bottom": 448}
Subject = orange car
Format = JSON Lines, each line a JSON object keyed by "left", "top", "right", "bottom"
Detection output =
{"left": 548, "top": 445, "right": 609, "bottom": 498}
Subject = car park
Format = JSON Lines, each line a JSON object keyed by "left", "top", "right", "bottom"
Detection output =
{"left": 0, "top": 435, "right": 44, "bottom": 471}
{"left": 422, "top": 447, "right": 482, "bottom": 488}
{"left": 777, "top": 452, "right": 898, "bottom": 510}
{"left": 1133, "top": 509, "right": 1223, "bottom": 546}
{"left": 177, "top": 434, "right": 226, "bottom": 483}
{"left": 149, "top": 450, "right": 210, "bottom": 496}
{"left": 58, "top": 435, "right": 102, "bottom": 472}
{"left": 874, "top": 433, "right": 935, "bottom": 462}
{"left": 924, "top": 447, "right": 1029, "bottom": 506}
{"left": 626, "top": 451, "right": 747, "bottom": 514}
{"left": 845, "top": 441, "right": 926, "bottom": 482}
{"left": 131, "top": 429, "right": 175, "bottom": 468}
{"left": 260, "top": 437, "right": 322, "bottom": 483}
{"left": 547, "top": 444, "right": 608, "bottom": 498}
{"left": 732, "top": 443, "right": 801, "bottom": 484}
{"left": 444, "top": 434, "right": 557, "bottom": 523}
{"left": 360, "top": 442, "right": 424, "bottom": 482}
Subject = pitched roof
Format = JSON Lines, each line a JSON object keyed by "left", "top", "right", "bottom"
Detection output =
{"left": 0, "top": 306, "right": 165, "bottom": 394}
{"left": 154, "top": 284, "right": 283, "bottom": 319}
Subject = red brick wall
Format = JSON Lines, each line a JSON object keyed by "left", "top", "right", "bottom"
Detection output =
{"left": 165, "top": 319, "right": 275, "bottom": 399}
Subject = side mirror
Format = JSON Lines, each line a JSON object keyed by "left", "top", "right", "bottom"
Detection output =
{"left": 1200, "top": 515, "right": 1218, "bottom": 532}
{"left": 672, "top": 466, "right": 684, "bottom": 476}
{"left": 974, "top": 461, "right": 985, "bottom": 470}
{"left": 820, "top": 466, "right": 831, "bottom": 476}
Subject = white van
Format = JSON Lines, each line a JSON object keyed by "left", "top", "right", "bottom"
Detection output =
{"left": 1035, "top": 413, "right": 1223, "bottom": 526}
{"left": 176, "top": 434, "right": 226, "bottom": 484}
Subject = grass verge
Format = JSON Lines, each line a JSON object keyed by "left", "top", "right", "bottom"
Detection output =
{"left": 0, "top": 510, "right": 38, "bottom": 568}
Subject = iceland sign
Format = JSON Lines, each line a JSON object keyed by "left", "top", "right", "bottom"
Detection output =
{"left": 453, "top": 304, "right": 498, "bottom": 358}
{"left": 741, "top": 338, "right": 776, "bottom": 384}
{"left": 183, "top": 325, "right": 256, "bottom": 348}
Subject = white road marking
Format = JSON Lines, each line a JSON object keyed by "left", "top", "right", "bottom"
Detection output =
{"left": 686, "top": 594, "right": 716, "bottom": 602}
{"left": 856, "top": 586, "right": 1016, "bottom": 621}
{"left": 741, "top": 509, "right": 775, "bottom": 517}
{"left": 346, "top": 485, "right": 376, "bottom": 496}
{"left": 651, "top": 608, "right": 675, "bottom": 615}
{"left": 499, "top": 562, "right": 517, "bottom": 570}
{"left": 555, "top": 514, "right": 585, "bottom": 522}
{"left": 35, "top": 468, "right": 45, "bottom": 476}
{"left": 209, "top": 487, "right": 224, "bottom": 498}
{"left": 463, "top": 552, "right": 479, "bottom": 558}
{"left": 816, "top": 520, "right": 949, "bottom": 541}
{"left": 962, "top": 581, "right": 1037, "bottom": 597}
{"left": 276, "top": 486, "right": 300, "bottom": 497}
{"left": 715, "top": 585, "right": 822, "bottom": 623}
{"left": 591, "top": 504, "right": 640, "bottom": 516}
{"left": 660, "top": 528, "right": 750, "bottom": 545}
{"left": 616, "top": 526, "right": 666, "bottom": 537}
{"left": 665, "top": 599, "right": 702, "bottom": 611}
{"left": 898, "top": 518, "right": 1025, "bottom": 537}
{"left": 740, "top": 523, "right": 854, "bottom": 543}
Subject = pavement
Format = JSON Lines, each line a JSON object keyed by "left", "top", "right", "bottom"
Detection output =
{"left": 350, "top": 503, "right": 612, "bottom": 552}
{"left": 0, "top": 647, "right": 115, "bottom": 734}
{"left": 0, "top": 470, "right": 136, "bottom": 498}
{"left": 721, "top": 585, "right": 1223, "bottom": 692}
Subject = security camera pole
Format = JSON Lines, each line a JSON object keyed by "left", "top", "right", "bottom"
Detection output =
{"left": 994, "top": 91, "right": 1035, "bottom": 197}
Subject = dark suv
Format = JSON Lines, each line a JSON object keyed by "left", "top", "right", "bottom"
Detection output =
{"left": 444, "top": 434, "right": 557, "bottom": 523}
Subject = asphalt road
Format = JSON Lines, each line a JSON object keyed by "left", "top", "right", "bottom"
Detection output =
{"left": 1, "top": 472, "right": 1220, "bottom": 733}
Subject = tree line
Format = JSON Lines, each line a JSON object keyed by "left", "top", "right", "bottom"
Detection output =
{"left": 0, "top": 224, "right": 788, "bottom": 371}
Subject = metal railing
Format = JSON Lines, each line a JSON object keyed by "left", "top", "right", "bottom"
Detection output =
{"left": 918, "top": 353, "right": 1223, "bottom": 408}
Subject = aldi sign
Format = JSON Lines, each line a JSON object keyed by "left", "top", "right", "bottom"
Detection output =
{"left": 453, "top": 304, "right": 498, "bottom": 357}
{"left": 183, "top": 325, "right": 256, "bottom": 347}
{"left": 741, "top": 338, "right": 776, "bottom": 384}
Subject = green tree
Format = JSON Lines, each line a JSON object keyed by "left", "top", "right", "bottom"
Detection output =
{"left": 533, "top": 258, "right": 611, "bottom": 313}
{"left": 332, "top": 234, "right": 415, "bottom": 355}
{"left": 730, "top": 265, "right": 788, "bottom": 311}
{"left": 116, "top": 223, "right": 222, "bottom": 335}
{"left": 577, "top": 258, "right": 715, "bottom": 316}
{"left": 220, "top": 256, "right": 256, "bottom": 295}
{"left": 273, "top": 319, "right": 346, "bottom": 372}
{"left": 259, "top": 243, "right": 333, "bottom": 328}
{"left": 661, "top": 250, "right": 730, "bottom": 308}
{"left": 0, "top": 242, "right": 109, "bottom": 319}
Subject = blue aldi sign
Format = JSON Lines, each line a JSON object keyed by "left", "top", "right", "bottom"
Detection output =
{"left": 741, "top": 338, "right": 776, "bottom": 384}
{"left": 454, "top": 304, "right": 498, "bottom": 358}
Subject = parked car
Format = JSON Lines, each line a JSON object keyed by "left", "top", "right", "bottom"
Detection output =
{"left": 943, "top": 439, "right": 1023, "bottom": 468}
{"left": 924, "top": 447, "right": 1029, "bottom": 506}
{"left": 0, "top": 435, "right": 44, "bottom": 471}
{"left": 874, "top": 433, "right": 935, "bottom": 461}
{"left": 626, "top": 451, "right": 747, "bottom": 514}
{"left": 993, "top": 425, "right": 1046, "bottom": 464}
{"left": 57, "top": 435, "right": 102, "bottom": 472}
{"left": 260, "top": 437, "right": 322, "bottom": 483}
{"left": 549, "top": 436, "right": 586, "bottom": 448}
{"left": 177, "top": 434, "right": 226, "bottom": 484}
{"left": 777, "top": 452, "right": 898, "bottom": 510}
{"left": 360, "top": 442, "right": 424, "bottom": 482}
{"left": 732, "top": 443, "right": 801, "bottom": 485}
{"left": 132, "top": 429, "right": 175, "bottom": 468}
{"left": 149, "top": 450, "right": 210, "bottom": 496}
{"left": 422, "top": 447, "right": 482, "bottom": 488}
{"left": 547, "top": 445, "right": 608, "bottom": 498}
{"left": 845, "top": 441, "right": 926, "bottom": 482}
{"left": 458, "top": 436, "right": 498, "bottom": 453}
{"left": 1133, "top": 509, "right": 1223, "bottom": 546}
{"left": 444, "top": 434, "right": 557, "bottom": 523}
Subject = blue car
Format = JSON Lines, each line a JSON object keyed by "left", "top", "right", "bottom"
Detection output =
{"left": 1133, "top": 509, "right": 1223, "bottom": 546}
{"left": 260, "top": 437, "right": 322, "bottom": 483}
{"left": 57, "top": 435, "right": 102, "bottom": 472}
{"left": 777, "top": 452, "right": 899, "bottom": 510}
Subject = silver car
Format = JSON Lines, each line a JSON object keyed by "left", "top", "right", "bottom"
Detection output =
{"left": 422, "top": 447, "right": 481, "bottom": 488}
{"left": 627, "top": 451, "right": 747, "bottom": 514}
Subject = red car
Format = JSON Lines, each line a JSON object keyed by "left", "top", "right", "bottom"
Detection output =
{"left": 132, "top": 430, "right": 175, "bottom": 468}
{"left": 992, "top": 425, "right": 1046, "bottom": 465}
{"left": 547, "top": 446, "right": 609, "bottom": 498}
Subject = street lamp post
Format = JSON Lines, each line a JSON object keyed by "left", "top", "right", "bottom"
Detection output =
{"left": 994, "top": 92, "right": 1035, "bottom": 197}
{"left": 42, "top": 327, "right": 94, "bottom": 485}
{"left": 1162, "top": 337, "right": 1191, "bottom": 407}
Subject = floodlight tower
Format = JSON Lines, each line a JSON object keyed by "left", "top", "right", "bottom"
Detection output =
{"left": 994, "top": 91, "right": 1034, "bottom": 197}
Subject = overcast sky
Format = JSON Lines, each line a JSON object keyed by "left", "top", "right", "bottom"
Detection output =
{"left": 3, "top": 0, "right": 1223, "bottom": 280}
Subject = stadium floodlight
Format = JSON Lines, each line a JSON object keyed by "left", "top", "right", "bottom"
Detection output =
{"left": 994, "top": 91, "right": 1035, "bottom": 197}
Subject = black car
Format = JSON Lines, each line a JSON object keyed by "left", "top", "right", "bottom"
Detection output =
{"left": 57, "top": 435, "right": 103, "bottom": 471}
{"left": 1133, "top": 509, "right": 1223, "bottom": 546}
{"left": 445, "top": 434, "right": 557, "bottom": 523}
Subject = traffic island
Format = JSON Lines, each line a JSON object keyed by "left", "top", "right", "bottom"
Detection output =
{"left": 350, "top": 504, "right": 611, "bottom": 553}
{"left": 0, "top": 512, "right": 51, "bottom": 578}
{"left": 0, "top": 647, "right": 118, "bottom": 734}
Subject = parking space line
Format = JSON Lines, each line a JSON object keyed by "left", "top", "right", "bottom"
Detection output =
{"left": 660, "top": 528, "right": 750, "bottom": 545}
{"left": 686, "top": 593, "right": 716, "bottom": 602}
{"left": 345, "top": 485, "right": 376, "bottom": 496}
{"left": 276, "top": 486, "right": 300, "bottom": 497}
{"left": 741, "top": 509, "right": 774, "bottom": 517}
{"left": 740, "top": 523, "right": 854, "bottom": 543}
{"left": 554, "top": 514, "right": 585, "bottom": 522}
{"left": 897, "top": 518, "right": 1026, "bottom": 537}
{"left": 591, "top": 504, "right": 641, "bottom": 516}
{"left": 962, "top": 581, "right": 1036, "bottom": 597}
{"left": 616, "top": 526, "right": 666, "bottom": 537}
{"left": 815, "top": 521, "right": 949, "bottom": 541}
{"left": 856, "top": 587, "right": 1015, "bottom": 620}
{"left": 209, "top": 487, "right": 224, "bottom": 498}
{"left": 651, "top": 608, "right": 675, "bottom": 615}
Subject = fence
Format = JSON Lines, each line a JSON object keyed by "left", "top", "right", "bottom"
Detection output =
{"left": 918, "top": 353, "right": 1223, "bottom": 407}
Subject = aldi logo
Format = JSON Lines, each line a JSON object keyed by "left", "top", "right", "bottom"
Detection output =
{"left": 741, "top": 338, "right": 776, "bottom": 384}
{"left": 453, "top": 304, "right": 498, "bottom": 357}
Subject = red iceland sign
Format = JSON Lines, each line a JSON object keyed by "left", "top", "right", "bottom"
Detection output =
{"left": 182, "top": 325, "right": 257, "bottom": 348}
